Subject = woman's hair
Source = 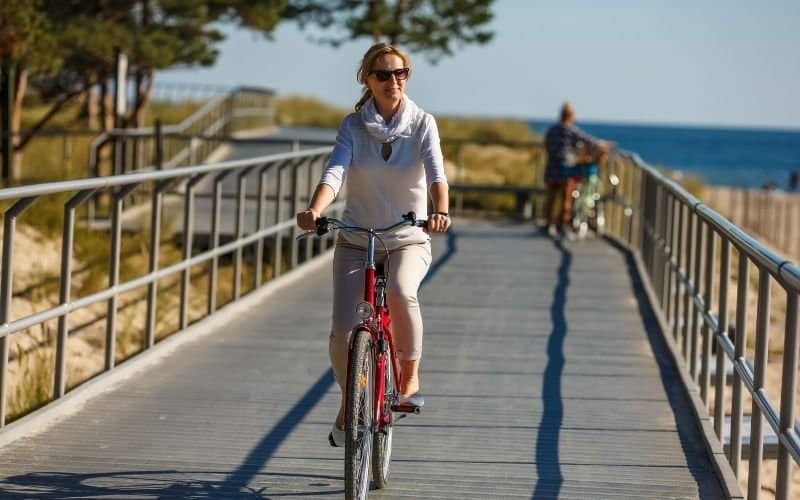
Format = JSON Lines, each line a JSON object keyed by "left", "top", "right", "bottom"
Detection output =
{"left": 354, "top": 42, "right": 412, "bottom": 112}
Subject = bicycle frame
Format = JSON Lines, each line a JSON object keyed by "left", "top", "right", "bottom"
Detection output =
{"left": 360, "top": 230, "right": 402, "bottom": 428}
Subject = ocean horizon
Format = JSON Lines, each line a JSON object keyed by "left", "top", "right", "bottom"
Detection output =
{"left": 528, "top": 120, "right": 800, "bottom": 190}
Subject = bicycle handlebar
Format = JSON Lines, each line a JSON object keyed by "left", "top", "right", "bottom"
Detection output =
{"left": 297, "top": 212, "right": 427, "bottom": 240}
{"left": 316, "top": 211, "right": 427, "bottom": 236}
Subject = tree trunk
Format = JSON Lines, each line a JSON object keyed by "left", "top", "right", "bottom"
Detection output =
{"left": 100, "top": 81, "right": 114, "bottom": 132}
{"left": 97, "top": 81, "right": 113, "bottom": 175}
{"left": 16, "top": 88, "right": 84, "bottom": 152}
{"left": 131, "top": 67, "right": 154, "bottom": 128}
{"left": 11, "top": 68, "right": 27, "bottom": 182}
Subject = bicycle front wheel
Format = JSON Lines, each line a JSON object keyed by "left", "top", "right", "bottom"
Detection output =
{"left": 345, "top": 329, "right": 375, "bottom": 500}
{"left": 372, "top": 348, "right": 395, "bottom": 489}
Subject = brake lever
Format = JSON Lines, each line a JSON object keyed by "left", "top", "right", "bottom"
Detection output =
{"left": 315, "top": 217, "right": 330, "bottom": 236}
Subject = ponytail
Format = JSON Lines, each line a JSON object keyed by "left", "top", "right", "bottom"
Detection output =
{"left": 355, "top": 89, "right": 372, "bottom": 112}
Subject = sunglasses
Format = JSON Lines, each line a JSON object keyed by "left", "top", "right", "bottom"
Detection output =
{"left": 369, "top": 68, "right": 410, "bottom": 82}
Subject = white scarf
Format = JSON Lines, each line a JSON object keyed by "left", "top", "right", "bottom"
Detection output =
{"left": 360, "top": 96, "right": 423, "bottom": 144}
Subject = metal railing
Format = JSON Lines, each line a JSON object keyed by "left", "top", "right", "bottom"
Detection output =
{"left": 0, "top": 146, "right": 336, "bottom": 427}
{"left": 89, "top": 86, "right": 275, "bottom": 179}
{"left": 708, "top": 186, "right": 800, "bottom": 261}
{"left": 603, "top": 150, "right": 799, "bottom": 499}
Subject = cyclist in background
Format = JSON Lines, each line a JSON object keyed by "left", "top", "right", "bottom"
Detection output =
{"left": 543, "top": 102, "right": 614, "bottom": 239}
{"left": 296, "top": 43, "right": 450, "bottom": 446}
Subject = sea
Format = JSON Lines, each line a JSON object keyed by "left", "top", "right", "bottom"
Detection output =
{"left": 528, "top": 120, "right": 800, "bottom": 190}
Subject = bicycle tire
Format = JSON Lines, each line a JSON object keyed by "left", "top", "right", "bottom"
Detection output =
{"left": 572, "top": 199, "right": 588, "bottom": 237}
{"left": 345, "top": 329, "right": 374, "bottom": 500}
{"left": 372, "top": 347, "right": 395, "bottom": 489}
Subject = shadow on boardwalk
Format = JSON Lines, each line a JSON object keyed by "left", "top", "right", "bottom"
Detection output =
{"left": 530, "top": 234, "right": 720, "bottom": 498}
{"left": 532, "top": 238, "right": 571, "bottom": 499}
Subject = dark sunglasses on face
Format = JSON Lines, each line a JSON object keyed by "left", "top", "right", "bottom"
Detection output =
{"left": 369, "top": 68, "right": 410, "bottom": 82}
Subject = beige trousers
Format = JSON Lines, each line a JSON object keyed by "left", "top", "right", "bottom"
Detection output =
{"left": 329, "top": 241, "right": 432, "bottom": 390}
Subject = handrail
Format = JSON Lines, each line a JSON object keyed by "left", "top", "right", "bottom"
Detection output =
{"left": 0, "top": 147, "right": 330, "bottom": 200}
{"left": 603, "top": 147, "right": 799, "bottom": 499}
{"left": 89, "top": 85, "right": 275, "bottom": 178}
{"left": 628, "top": 152, "right": 800, "bottom": 288}
{"left": 0, "top": 145, "right": 334, "bottom": 428}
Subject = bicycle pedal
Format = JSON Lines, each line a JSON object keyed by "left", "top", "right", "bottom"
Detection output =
{"left": 391, "top": 403, "right": 422, "bottom": 414}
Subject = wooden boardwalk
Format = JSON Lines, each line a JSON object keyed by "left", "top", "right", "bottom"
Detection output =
{"left": 0, "top": 221, "right": 725, "bottom": 499}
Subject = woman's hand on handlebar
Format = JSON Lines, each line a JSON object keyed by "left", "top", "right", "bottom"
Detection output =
{"left": 296, "top": 208, "right": 320, "bottom": 231}
{"left": 427, "top": 212, "right": 451, "bottom": 234}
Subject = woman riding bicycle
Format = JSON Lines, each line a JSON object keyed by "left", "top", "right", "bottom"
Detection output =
{"left": 296, "top": 42, "right": 450, "bottom": 446}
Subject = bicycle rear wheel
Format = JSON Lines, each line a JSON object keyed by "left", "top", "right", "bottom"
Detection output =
{"left": 571, "top": 193, "right": 589, "bottom": 238}
{"left": 345, "top": 329, "right": 375, "bottom": 500}
{"left": 372, "top": 348, "right": 395, "bottom": 489}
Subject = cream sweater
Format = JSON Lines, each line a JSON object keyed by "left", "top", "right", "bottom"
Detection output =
{"left": 319, "top": 101, "right": 447, "bottom": 249}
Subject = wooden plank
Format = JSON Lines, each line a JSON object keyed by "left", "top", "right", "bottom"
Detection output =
{"left": 0, "top": 219, "right": 725, "bottom": 498}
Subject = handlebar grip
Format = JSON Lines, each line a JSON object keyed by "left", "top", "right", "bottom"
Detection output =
{"left": 315, "top": 217, "right": 330, "bottom": 236}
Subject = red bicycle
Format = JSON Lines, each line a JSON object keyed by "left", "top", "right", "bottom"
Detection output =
{"left": 303, "top": 212, "right": 426, "bottom": 499}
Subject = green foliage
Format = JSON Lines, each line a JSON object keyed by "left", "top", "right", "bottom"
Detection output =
{"left": 14, "top": 100, "right": 201, "bottom": 186}
{"left": 274, "top": 95, "right": 539, "bottom": 145}
{"left": 7, "top": 1, "right": 289, "bottom": 160}
{"left": 37, "top": 1, "right": 288, "bottom": 78}
{"left": 0, "top": 0, "right": 57, "bottom": 70}
{"left": 145, "top": 100, "right": 203, "bottom": 126}
{"left": 285, "top": 0, "right": 495, "bottom": 62}
{"left": 436, "top": 115, "right": 539, "bottom": 143}
{"left": 275, "top": 95, "right": 348, "bottom": 128}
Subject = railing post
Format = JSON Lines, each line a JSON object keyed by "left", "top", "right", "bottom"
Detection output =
{"left": 713, "top": 238, "right": 730, "bottom": 440}
{"left": 180, "top": 174, "right": 205, "bottom": 330}
{"left": 207, "top": 172, "right": 228, "bottom": 314}
{"left": 106, "top": 184, "right": 137, "bottom": 369}
{"left": 690, "top": 213, "right": 704, "bottom": 380}
{"left": 658, "top": 189, "right": 672, "bottom": 312}
{"left": 682, "top": 210, "right": 694, "bottom": 361}
{"left": 145, "top": 179, "right": 171, "bottom": 349}
{"left": 0, "top": 196, "right": 36, "bottom": 427}
{"left": 699, "top": 224, "right": 715, "bottom": 404}
{"left": 662, "top": 191, "right": 674, "bottom": 319}
{"left": 290, "top": 161, "right": 302, "bottom": 269}
{"left": 673, "top": 200, "right": 684, "bottom": 342}
{"left": 305, "top": 158, "right": 317, "bottom": 262}
{"left": 273, "top": 161, "right": 292, "bottom": 278}
{"left": 656, "top": 183, "right": 668, "bottom": 308}
{"left": 747, "top": 267, "right": 771, "bottom": 498}
{"left": 254, "top": 164, "right": 270, "bottom": 288}
{"left": 776, "top": 288, "right": 798, "bottom": 500}
{"left": 729, "top": 252, "right": 749, "bottom": 473}
{"left": 54, "top": 189, "right": 96, "bottom": 398}
{"left": 234, "top": 167, "right": 254, "bottom": 300}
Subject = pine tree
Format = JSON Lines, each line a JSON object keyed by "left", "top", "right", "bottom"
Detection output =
{"left": 285, "top": 0, "right": 495, "bottom": 62}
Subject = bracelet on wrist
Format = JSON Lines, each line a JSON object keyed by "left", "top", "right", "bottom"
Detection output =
{"left": 431, "top": 211, "right": 449, "bottom": 217}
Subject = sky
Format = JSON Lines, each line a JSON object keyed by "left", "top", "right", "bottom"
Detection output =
{"left": 159, "top": 0, "right": 800, "bottom": 130}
